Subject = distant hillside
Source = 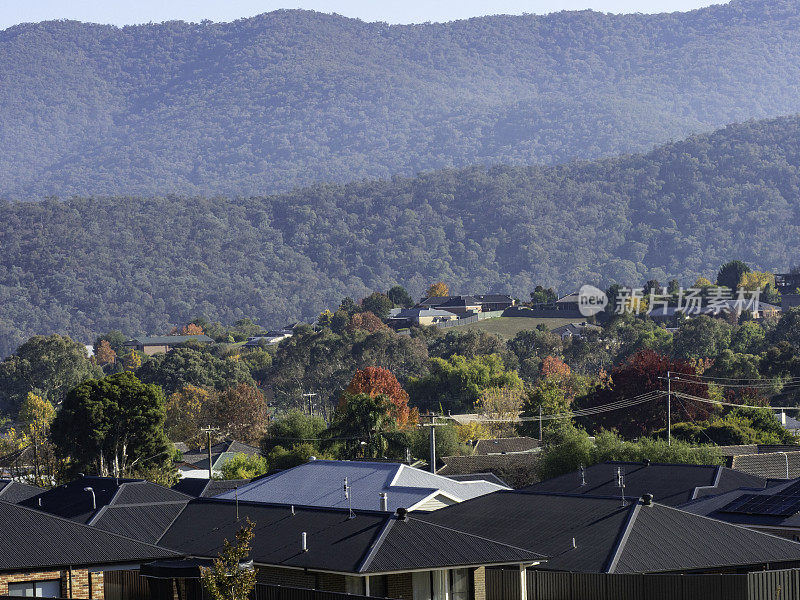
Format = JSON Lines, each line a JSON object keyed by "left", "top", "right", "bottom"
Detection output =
{"left": 3, "top": 0, "right": 800, "bottom": 198}
{"left": 3, "top": 115, "right": 800, "bottom": 355}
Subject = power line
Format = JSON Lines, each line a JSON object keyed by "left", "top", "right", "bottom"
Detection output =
{"left": 672, "top": 391, "right": 800, "bottom": 411}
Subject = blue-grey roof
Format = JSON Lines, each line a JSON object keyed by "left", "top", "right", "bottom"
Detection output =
{"left": 125, "top": 335, "right": 214, "bottom": 345}
{"left": 393, "top": 308, "right": 457, "bottom": 319}
{"left": 215, "top": 460, "right": 507, "bottom": 511}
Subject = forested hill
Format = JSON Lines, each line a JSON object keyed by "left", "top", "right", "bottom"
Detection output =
{"left": 3, "top": 114, "right": 800, "bottom": 354}
{"left": 3, "top": 1, "right": 800, "bottom": 199}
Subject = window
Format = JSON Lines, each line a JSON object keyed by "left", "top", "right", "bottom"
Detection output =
{"left": 412, "top": 570, "right": 473, "bottom": 600}
{"left": 8, "top": 580, "right": 61, "bottom": 598}
{"left": 368, "top": 575, "right": 388, "bottom": 598}
{"left": 451, "top": 569, "right": 470, "bottom": 600}
{"left": 345, "top": 576, "right": 364, "bottom": 595}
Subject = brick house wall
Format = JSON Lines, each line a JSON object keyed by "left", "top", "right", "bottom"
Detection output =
{"left": 0, "top": 568, "right": 104, "bottom": 599}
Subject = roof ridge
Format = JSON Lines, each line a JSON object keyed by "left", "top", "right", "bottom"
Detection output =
{"left": 1, "top": 499, "right": 182, "bottom": 554}
{"left": 604, "top": 500, "right": 641, "bottom": 573}
{"left": 101, "top": 500, "right": 191, "bottom": 509}
{"left": 356, "top": 517, "right": 395, "bottom": 572}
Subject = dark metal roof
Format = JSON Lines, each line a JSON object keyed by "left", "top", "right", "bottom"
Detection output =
{"left": 180, "top": 440, "right": 261, "bottom": 468}
{"left": 0, "top": 501, "right": 179, "bottom": 570}
{"left": 20, "top": 476, "right": 191, "bottom": 523}
{"left": 158, "top": 498, "right": 543, "bottom": 574}
{"left": 125, "top": 335, "right": 214, "bottom": 345}
{"left": 524, "top": 461, "right": 767, "bottom": 507}
{"left": 418, "top": 490, "right": 800, "bottom": 573}
{"left": 171, "top": 478, "right": 251, "bottom": 498}
{"left": 0, "top": 479, "right": 43, "bottom": 503}
{"left": 89, "top": 501, "right": 189, "bottom": 544}
{"left": 473, "top": 437, "right": 538, "bottom": 455}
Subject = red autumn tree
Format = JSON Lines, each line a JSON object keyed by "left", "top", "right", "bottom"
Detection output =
{"left": 344, "top": 367, "right": 418, "bottom": 429}
{"left": 573, "top": 349, "right": 711, "bottom": 438}
{"left": 347, "top": 311, "right": 388, "bottom": 333}
{"left": 541, "top": 355, "right": 571, "bottom": 380}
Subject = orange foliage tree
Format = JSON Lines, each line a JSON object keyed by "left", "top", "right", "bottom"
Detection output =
{"left": 426, "top": 282, "right": 449, "bottom": 298}
{"left": 540, "top": 356, "right": 571, "bottom": 380}
{"left": 181, "top": 323, "right": 205, "bottom": 335}
{"left": 347, "top": 311, "right": 388, "bottom": 333}
{"left": 344, "top": 367, "right": 418, "bottom": 429}
{"left": 95, "top": 340, "right": 117, "bottom": 365}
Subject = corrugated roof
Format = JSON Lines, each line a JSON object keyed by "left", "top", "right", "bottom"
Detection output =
{"left": 419, "top": 490, "right": 800, "bottom": 573}
{"left": 215, "top": 460, "right": 506, "bottom": 511}
{"left": 525, "top": 461, "right": 767, "bottom": 507}
{"left": 0, "top": 501, "right": 178, "bottom": 570}
{"left": 614, "top": 502, "right": 800, "bottom": 573}
{"left": 125, "top": 335, "right": 214, "bottom": 345}
{"left": 473, "top": 437, "right": 538, "bottom": 455}
{"left": 89, "top": 501, "right": 189, "bottom": 544}
{"left": 0, "top": 479, "right": 43, "bottom": 503}
{"left": 172, "top": 478, "right": 251, "bottom": 498}
{"left": 20, "top": 476, "right": 191, "bottom": 523}
{"left": 158, "top": 499, "right": 543, "bottom": 574}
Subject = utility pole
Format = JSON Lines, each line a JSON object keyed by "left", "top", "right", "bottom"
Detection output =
{"left": 200, "top": 426, "right": 219, "bottom": 479}
{"left": 666, "top": 370, "right": 671, "bottom": 446}
{"left": 421, "top": 416, "right": 446, "bottom": 474}
{"left": 302, "top": 392, "right": 318, "bottom": 417}
{"left": 538, "top": 405, "right": 543, "bottom": 443}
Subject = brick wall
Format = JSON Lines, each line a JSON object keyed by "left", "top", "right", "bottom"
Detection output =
{"left": 0, "top": 568, "right": 103, "bottom": 599}
{"left": 256, "top": 566, "right": 315, "bottom": 589}
{"left": 473, "top": 567, "right": 485, "bottom": 600}
{"left": 387, "top": 573, "right": 413, "bottom": 600}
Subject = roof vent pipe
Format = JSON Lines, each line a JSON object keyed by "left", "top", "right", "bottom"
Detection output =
{"left": 396, "top": 507, "right": 408, "bottom": 521}
{"left": 301, "top": 532, "right": 308, "bottom": 552}
{"left": 380, "top": 492, "right": 388, "bottom": 511}
{"left": 641, "top": 493, "right": 653, "bottom": 506}
{"left": 83, "top": 487, "right": 96, "bottom": 510}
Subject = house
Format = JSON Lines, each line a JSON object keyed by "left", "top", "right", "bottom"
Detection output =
{"left": 779, "top": 411, "right": 800, "bottom": 437}
{"left": 390, "top": 308, "right": 459, "bottom": 327}
{"left": 214, "top": 459, "right": 508, "bottom": 512}
{"left": 0, "top": 500, "right": 178, "bottom": 599}
{"left": 419, "top": 490, "right": 800, "bottom": 574}
{"left": 438, "top": 453, "right": 540, "bottom": 488}
{"left": 549, "top": 322, "right": 602, "bottom": 340}
{"left": 151, "top": 497, "right": 544, "bottom": 600}
{"left": 473, "top": 437, "right": 539, "bottom": 456}
{"left": 0, "top": 478, "right": 43, "bottom": 503}
{"left": 19, "top": 475, "right": 191, "bottom": 524}
{"left": 177, "top": 439, "right": 261, "bottom": 479}
{"left": 523, "top": 460, "right": 768, "bottom": 507}
{"left": 171, "top": 477, "right": 251, "bottom": 498}
{"left": 681, "top": 478, "right": 800, "bottom": 541}
{"left": 243, "top": 329, "right": 294, "bottom": 347}
{"left": 123, "top": 335, "right": 213, "bottom": 356}
{"left": 417, "top": 295, "right": 515, "bottom": 314}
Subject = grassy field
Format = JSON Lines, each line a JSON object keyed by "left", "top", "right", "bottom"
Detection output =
{"left": 456, "top": 316, "right": 586, "bottom": 339}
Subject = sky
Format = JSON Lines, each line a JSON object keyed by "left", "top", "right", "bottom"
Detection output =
{"left": 2, "top": 1, "right": 723, "bottom": 30}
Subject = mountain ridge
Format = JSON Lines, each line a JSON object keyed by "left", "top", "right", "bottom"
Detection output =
{"left": 2, "top": 113, "right": 800, "bottom": 355}
{"left": 2, "top": 0, "right": 800, "bottom": 199}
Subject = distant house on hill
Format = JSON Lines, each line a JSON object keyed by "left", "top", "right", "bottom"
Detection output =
{"left": 389, "top": 308, "right": 459, "bottom": 327}
{"left": 123, "top": 334, "right": 213, "bottom": 355}
{"left": 417, "top": 294, "right": 514, "bottom": 314}
{"left": 550, "top": 322, "right": 602, "bottom": 340}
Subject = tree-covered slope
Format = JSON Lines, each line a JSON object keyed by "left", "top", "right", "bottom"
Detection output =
{"left": 3, "top": 114, "right": 800, "bottom": 355}
{"left": 3, "top": 0, "right": 800, "bottom": 198}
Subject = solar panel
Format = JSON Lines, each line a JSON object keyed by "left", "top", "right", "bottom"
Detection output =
{"left": 720, "top": 493, "right": 800, "bottom": 517}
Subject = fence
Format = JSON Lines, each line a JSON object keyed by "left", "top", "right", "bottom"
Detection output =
{"left": 101, "top": 571, "right": 393, "bottom": 600}
{"left": 486, "top": 568, "right": 800, "bottom": 600}
{"left": 434, "top": 310, "right": 505, "bottom": 329}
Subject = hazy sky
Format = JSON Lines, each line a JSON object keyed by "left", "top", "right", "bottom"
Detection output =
{"left": 3, "top": 1, "right": 723, "bottom": 30}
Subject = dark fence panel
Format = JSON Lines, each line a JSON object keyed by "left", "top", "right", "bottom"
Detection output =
{"left": 254, "top": 585, "right": 395, "bottom": 600}
{"left": 486, "top": 568, "right": 776, "bottom": 600}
